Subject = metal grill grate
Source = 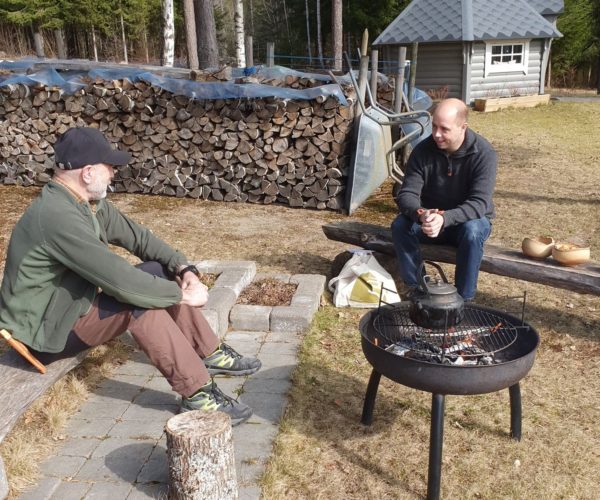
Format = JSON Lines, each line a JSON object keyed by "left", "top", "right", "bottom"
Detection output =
{"left": 372, "top": 304, "right": 525, "bottom": 360}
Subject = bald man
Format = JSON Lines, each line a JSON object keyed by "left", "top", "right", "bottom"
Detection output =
{"left": 391, "top": 98, "right": 497, "bottom": 301}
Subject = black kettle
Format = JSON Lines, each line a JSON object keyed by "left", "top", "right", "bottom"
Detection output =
{"left": 408, "top": 261, "right": 464, "bottom": 329}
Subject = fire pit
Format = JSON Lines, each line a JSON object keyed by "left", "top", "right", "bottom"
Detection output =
{"left": 359, "top": 302, "right": 539, "bottom": 500}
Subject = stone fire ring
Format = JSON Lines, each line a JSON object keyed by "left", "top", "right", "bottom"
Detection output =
{"left": 192, "top": 261, "right": 325, "bottom": 337}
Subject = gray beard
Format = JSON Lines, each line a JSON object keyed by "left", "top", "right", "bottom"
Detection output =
{"left": 88, "top": 180, "right": 108, "bottom": 200}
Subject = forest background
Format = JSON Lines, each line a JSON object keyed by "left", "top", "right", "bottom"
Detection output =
{"left": 0, "top": 0, "right": 599, "bottom": 89}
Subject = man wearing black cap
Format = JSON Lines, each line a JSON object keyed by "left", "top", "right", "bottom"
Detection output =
{"left": 0, "top": 127, "right": 260, "bottom": 426}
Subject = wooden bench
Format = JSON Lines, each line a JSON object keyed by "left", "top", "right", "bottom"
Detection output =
{"left": 323, "top": 221, "right": 600, "bottom": 296}
{"left": 0, "top": 345, "right": 89, "bottom": 497}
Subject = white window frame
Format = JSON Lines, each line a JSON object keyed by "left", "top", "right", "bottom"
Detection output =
{"left": 484, "top": 40, "right": 529, "bottom": 77}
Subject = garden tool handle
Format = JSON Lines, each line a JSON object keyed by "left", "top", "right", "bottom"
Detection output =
{"left": 0, "top": 329, "right": 46, "bottom": 374}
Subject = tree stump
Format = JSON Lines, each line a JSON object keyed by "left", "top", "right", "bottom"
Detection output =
{"left": 166, "top": 411, "right": 238, "bottom": 500}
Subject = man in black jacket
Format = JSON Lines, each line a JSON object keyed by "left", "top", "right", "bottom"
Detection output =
{"left": 391, "top": 98, "right": 497, "bottom": 301}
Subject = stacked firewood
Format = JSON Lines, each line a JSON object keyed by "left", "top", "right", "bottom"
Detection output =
{"left": 0, "top": 71, "right": 395, "bottom": 210}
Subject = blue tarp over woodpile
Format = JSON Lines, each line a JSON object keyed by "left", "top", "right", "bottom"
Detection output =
{"left": 0, "top": 58, "right": 349, "bottom": 105}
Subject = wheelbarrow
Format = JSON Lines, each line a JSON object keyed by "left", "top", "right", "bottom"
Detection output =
{"left": 343, "top": 57, "right": 432, "bottom": 214}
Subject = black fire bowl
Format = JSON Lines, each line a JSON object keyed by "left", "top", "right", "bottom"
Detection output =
{"left": 359, "top": 304, "right": 540, "bottom": 500}
{"left": 359, "top": 304, "right": 540, "bottom": 396}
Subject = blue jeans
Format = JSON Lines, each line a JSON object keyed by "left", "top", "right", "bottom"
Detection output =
{"left": 391, "top": 214, "right": 492, "bottom": 301}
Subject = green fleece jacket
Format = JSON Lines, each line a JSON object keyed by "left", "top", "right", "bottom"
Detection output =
{"left": 0, "top": 181, "right": 187, "bottom": 353}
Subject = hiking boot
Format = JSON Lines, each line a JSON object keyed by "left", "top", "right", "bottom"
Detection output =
{"left": 203, "top": 343, "right": 261, "bottom": 376}
{"left": 180, "top": 381, "right": 253, "bottom": 426}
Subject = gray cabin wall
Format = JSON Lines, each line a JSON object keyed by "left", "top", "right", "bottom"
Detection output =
{"left": 412, "top": 43, "right": 464, "bottom": 99}
{"left": 378, "top": 43, "right": 464, "bottom": 99}
{"left": 469, "top": 40, "right": 543, "bottom": 100}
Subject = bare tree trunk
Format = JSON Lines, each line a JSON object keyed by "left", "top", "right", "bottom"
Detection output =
{"left": 233, "top": 0, "right": 245, "bottom": 67}
{"left": 32, "top": 25, "right": 45, "bottom": 58}
{"left": 119, "top": 6, "right": 128, "bottom": 63}
{"left": 331, "top": 0, "right": 342, "bottom": 71}
{"left": 183, "top": 0, "right": 198, "bottom": 69}
{"left": 20, "top": 25, "right": 27, "bottom": 54}
{"left": 305, "top": 0, "right": 312, "bottom": 65}
{"left": 248, "top": 0, "right": 255, "bottom": 35}
{"left": 113, "top": 34, "right": 118, "bottom": 61}
{"left": 163, "top": 0, "right": 175, "bottom": 66}
{"left": 142, "top": 28, "right": 150, "bottom": 63}
{"left": 345, "top": 0, "right": 351, "bottom": 61}
{"left": 316, "top": 0, "right": 323, "bottom": 68}
{"left": 195, "top": 0, "right": 219, "bottom": 69}
{"left": 282, "top": 0, "right": 291, "bottom": 49}
{"left": 91, "top": 26, "right": 99, "bottom": 61}
{"left": 245, "top": 35, "right": 253, "bottom": 66}
{"left": 54, "top": 28, "right": 66, "bottom": 59}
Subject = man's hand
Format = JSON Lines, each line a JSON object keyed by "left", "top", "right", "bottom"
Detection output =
{"left": 419, "top": 209, "right": 444, "bottom": 238}
{"left": 177, "top": 268, "right": 201, "bottom": 290}
{"left": 180, "top": 282, "right": 209, "bottom": 307}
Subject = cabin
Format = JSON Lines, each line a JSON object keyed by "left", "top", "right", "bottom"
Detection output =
{"left": 374, "top": 0, "right": 563, "bottom": 103}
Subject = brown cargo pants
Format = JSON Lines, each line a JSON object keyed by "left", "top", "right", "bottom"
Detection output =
{"left": 35, "top": 261, "right": 218, "bottom": 398}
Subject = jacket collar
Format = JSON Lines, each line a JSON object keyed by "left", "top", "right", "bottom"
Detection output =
{"left": 48, "top": 179, "right": 102, "bottom": 213}
{"left": 427, "top": 128, "right": 478, "bottom": 158}
{"left": 451, "top": 128, "right": 477, "bottom": 158}
{"left": 50, "top": 177, "right": 87, "bottom": 204}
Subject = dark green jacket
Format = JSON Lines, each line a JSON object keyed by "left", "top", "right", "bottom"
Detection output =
{"left": 0, "top": 181, "right": 186, "bottom": 353}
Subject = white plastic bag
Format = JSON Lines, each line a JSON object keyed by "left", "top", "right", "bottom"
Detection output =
{"left": 328, "top": 250, "right": 401, "bottom": 308}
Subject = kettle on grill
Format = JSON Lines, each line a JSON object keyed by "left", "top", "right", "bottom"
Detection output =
{"left": 409, "top": 261, "right": 464, "bottom": 329}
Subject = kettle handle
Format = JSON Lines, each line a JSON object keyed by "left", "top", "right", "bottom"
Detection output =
{"left": 419, "top": 260, "right": 450, "bottom": 286}
{"left": 416, "top": 262, "right": 430, "bottom": 292}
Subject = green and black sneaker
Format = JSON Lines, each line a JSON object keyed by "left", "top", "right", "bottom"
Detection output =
{"left": 180, "top": 381, "right": 252, "bottom": 426}
{"left": 203, "top": 343, "right": 261, "bottom": 376}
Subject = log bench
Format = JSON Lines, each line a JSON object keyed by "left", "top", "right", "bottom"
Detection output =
{"left": 323, "top": 221, "right": 600, "bottom": 296}
{"left": 0, "top": 345, "right": 90, "bottom": 498}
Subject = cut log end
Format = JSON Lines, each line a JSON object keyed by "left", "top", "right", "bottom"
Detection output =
{"left": 166, "top": 409, "right": 231, "bottom": 436}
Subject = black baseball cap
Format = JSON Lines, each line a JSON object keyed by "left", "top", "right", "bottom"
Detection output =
{"left": 54, "top": 127, "right": 131, "bottom": 169}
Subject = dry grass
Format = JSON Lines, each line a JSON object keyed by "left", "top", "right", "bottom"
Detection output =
{"left": 198, "top": 272, "right": 218, "bottom": 289}
{"left": 0, "top": 101, "right": 599, "bottom": 498}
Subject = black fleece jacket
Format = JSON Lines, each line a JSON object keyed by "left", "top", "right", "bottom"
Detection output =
{"left": 396, "top": 128, "right": 497, "bottom": 228}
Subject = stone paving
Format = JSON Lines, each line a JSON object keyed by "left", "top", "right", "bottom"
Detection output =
{"left": 16, "top": 262, "right": 326, "bottom": 500}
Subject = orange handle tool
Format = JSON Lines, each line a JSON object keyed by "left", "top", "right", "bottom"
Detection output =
{"left": 0, "top": 329, "right": 46, "bottom": 374}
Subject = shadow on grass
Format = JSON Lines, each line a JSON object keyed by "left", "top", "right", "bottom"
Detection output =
{"left": 493, "top": 144, "right": 538, "bottom": 161}
{"left": 285, "top": 362, "right": 421, "bottom": 493}
{"left": 494, "top": 189, "right": 600, "bottom": 206}
{"left": 276, "top": 358, "right": 521, "bottom": 498}
{"left": 474, "top": 290, "right": 600, "bottom": 343}
{"left": 249, "top": 251, "right": 336, "bottom": 277}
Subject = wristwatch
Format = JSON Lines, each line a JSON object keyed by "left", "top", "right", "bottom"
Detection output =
{"left": 177, "top": 265, "right": 200, "bottom": 280}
